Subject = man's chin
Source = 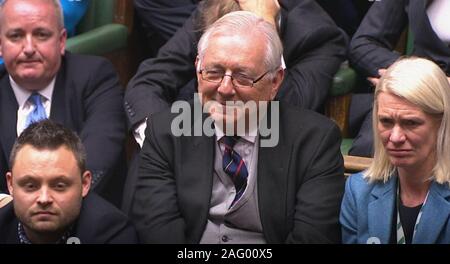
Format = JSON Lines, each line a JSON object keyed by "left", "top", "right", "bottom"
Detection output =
{"left": 28, "top": 221, "right": 61, "bottom": 233}
{"left": 210, "top": 112, "right": 248, "bottom": 135}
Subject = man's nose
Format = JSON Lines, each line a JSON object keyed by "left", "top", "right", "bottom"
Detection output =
{"left": 23, "top": 35, "right": 36, "bottom": 56}
{"left": 36, "top": 187, "right": 53, "bottom": 206}
{"left": 217, "top": 74, "right": 236, "bottom": 97}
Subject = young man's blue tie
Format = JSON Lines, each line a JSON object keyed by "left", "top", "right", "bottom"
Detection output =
{"left": 222, "top": 136, "right": 249, "bottom": 207}
{"left": 25, "top": 93, "right": 47, "bottom": 128}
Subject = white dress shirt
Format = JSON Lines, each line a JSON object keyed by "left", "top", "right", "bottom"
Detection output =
{"left": 10, "top": 76, "right": 55, "bottom": 136}
{"left": 427, "top": 0, "right": 450, "bottom": 45}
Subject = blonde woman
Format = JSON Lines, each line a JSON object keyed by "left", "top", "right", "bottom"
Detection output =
{"left": 340, "top": 57, "right": 450, "bottom": 244}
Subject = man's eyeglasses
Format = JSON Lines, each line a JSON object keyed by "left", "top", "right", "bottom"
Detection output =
{"left": 199, "top": 68, "right": 273, "bottom": 88}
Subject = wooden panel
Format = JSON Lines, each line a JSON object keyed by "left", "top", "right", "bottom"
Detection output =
{"left": 344, "top": 155, "right": 373, "bottom": 176}
{"left": 104, "top": 0, "right": 138, "bottom": 87}
{"left": 325, "top": 94, "right": 352, "bottom": 138}
{"left": 0, "top": 195, "right": 12, "bottom": 208}
{"left": 114, "top": 0, "right": 134, "bottom": 31}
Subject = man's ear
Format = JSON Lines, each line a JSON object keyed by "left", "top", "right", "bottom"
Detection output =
{"left": 81, "top": 171, "right": 91, "bottom": 197}
{"left": 59, "top": 28, "right": 67, "bottom": 56}
{"left": 270, "top": 67, "right": 284, "bottom": 100}
{"left": 6, "top": 172, "right": 13, "bottom": 195}
{"left": 195, "top": 56, "right": 201, "bottom": 72}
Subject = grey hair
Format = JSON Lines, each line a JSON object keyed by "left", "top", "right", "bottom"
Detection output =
{"left": 365, "top": 57, "right": 450, "bottom": 185}
{"left": 197, "top": 11, "right": 283, "bottom": 77}
{"left": 0, "top": 0, "right": 64, "bottom": 30}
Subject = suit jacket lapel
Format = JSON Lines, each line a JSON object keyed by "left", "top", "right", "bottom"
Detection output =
{"left": 257, "top": 104, "right": 290, "bottom": 243}
{"left": 49, "top": 58, "right": 66, "bottom": 125}
{"left": 181, "top": 111, "right": 215, "bottom": 242}
{"left": 0, "top": 75, "right": 19, "bottom": 161}
{"left": 368, "top": 176, "right": 396, "bottom": 244}
{"left": 413, "top": 182, "right": 450, "bottom": 243}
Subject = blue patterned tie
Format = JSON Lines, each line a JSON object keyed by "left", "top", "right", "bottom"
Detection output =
{"left": 25, "top": 93, "right": 47, "bottom": 128}
{"left": 222, "top": 136, "right": 249, "bottom": 207}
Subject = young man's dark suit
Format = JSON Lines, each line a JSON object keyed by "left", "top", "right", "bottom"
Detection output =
{"left": 0, "top": 52, "right": 127, "bottom": 206}
{"left": 131, "top": 102, "right": 345, "bottom": 243}
{"left": 348, "top": 0, "right": 450, "bottom": 157}
{"left": 0, "top": 193, "right": 138, "bottom": 244}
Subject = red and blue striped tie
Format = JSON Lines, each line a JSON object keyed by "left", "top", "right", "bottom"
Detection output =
{"left": 222, "top": 136, "right": 248, "bottom": 207}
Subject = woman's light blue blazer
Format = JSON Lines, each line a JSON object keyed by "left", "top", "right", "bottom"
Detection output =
{"left": 340, "top": 172, "right": 450, "bottom": 244}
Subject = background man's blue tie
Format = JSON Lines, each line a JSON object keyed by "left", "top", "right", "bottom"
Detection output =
{"left": 25, "top": 93, "right": 47, "bottom": 128}
{"left": 222, "top": 136, "right": 249, "bottom": 207}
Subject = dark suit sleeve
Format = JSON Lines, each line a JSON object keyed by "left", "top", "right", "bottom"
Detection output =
{"left": 75, "top": 194, "right": 139, "bottom": 244}
{"left": 80, "top": 59, "right": 126, "bottom": 189}
{"left": 131, "top": 114, "right": 186, "bottom": 243}
{"left": 104, "top": 224, "right": 139, "bottom": 244}
{"left": 277, "top": 0, "right": 347, "bottom": 110}
{"left": 124, "top": 9, "right": 200, "bottom": 128}
{"left": 134, "top": 0, "right": 199, "bottom": 41}
{"left": 287, "top": 123, "right": 345, "bottom": 243}
{"left": 349, "top": 0, "right": 408, "bottom": 77}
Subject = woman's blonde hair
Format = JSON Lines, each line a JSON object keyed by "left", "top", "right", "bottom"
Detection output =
{"left": 365, "top": 57, "right": 450, "bottom": 184}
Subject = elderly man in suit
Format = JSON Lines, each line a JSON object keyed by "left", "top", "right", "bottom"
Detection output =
{"left": 122, "top": 0, "right": 347, "bottom": 213}
{"left": 0, "top": 120, "right": 137, "bottom": 244}
{"left": 131, "top": 11, "right": 345, "bottom": 244}
{"left": 125, "top": 0, "right": 347, "bottom": 148}
{"left": 0, "top": 0, "right": 126, "bottom": 206}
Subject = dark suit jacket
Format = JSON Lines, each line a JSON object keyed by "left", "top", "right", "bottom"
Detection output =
{"left": 134, "top": 0, "right": 200, "bottom": 42}
{"left": 131, "top": 101, "right": 345, "bottom": 243}
{"left": 0, "top": 193, "right": 138, "bottom": 244}
{"left": 349, "top": 0, "right": 450, "bottom": 78}
{"left": 124, "top": 0, "right": 347, "bottom": 128}
{"left": 0, "top": 52, "right": 127, "bottom": 205}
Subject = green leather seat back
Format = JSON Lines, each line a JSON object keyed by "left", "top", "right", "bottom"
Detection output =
{"left": 77, "top": 0, "right": 115, "bottom": 33}
{"left": 406, "top": 30, "right": 414, "bottom": 55}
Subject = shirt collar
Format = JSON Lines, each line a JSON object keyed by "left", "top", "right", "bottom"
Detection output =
{"left": 18, "top": 221, "right": 74, "bottom": 244}
{"left": 10, "top": 76, "right": 55, "bottom": 108}
{"left": 214, "top": 122, "right": 258, "bottom": 144}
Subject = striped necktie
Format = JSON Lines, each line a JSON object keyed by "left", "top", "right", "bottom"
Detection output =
{"left": 222, "top": 136, "right": 248, "bottom": 207}
{"left": 25, "top": 93, "right": 47, "bottom": 128}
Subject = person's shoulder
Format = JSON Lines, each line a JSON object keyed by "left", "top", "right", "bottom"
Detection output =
{"left": 345, "top": 172, "right": 379, "bottom": 198}
{"left": 0, "top": 202, "right": 19, "bottom": 243}
{"left": 62, "top": 52, "right": 114, "bottom": 72}
{"left": 347, "top": 172, "right": 370, "bottom": 187}
{"left": 432, "top": 181, "right": 450, "bottom": 200}
{"left": 284, "top": 0, "right": 338, "bottom": 26}
{"left": 0, "top": 202, "right": 15, "bottom": 224}
{"left": 81, "top": 193, "right": 129, "bottom": 221}
{"left": 75, "top": 193, "right": 137, "bottom": 243}
{"left": 149, "top": 99, "right": 199, "bottom": 132}
{"left": 280, "top": 102, "right": 337, "bottom": 130}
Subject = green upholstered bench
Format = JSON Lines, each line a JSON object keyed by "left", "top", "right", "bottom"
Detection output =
{"left": 66, "top": 0, "right": 129, "bottom": 55}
